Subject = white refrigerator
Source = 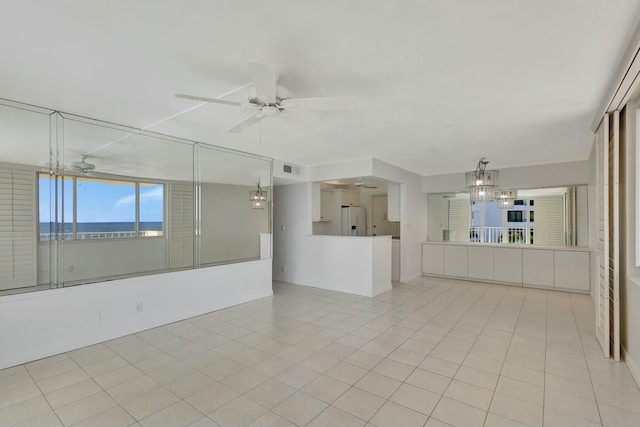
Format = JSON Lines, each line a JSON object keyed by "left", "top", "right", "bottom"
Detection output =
{"left": 341, "top": 206, "right": 367, "bottom": 236}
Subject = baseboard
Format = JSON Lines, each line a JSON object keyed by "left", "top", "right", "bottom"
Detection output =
{"left": 622, "top": 345, "right": 640, "bottom": 389}
{"left": 399, "top": 273, "right": 422, "bottom": 284}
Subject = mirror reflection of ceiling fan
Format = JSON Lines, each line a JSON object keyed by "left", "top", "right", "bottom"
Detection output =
{"left": 175, "top": 61, "right": 356, "bottom": 133}
{"left": 353, "top": 182, "right": 378, "bottom": 189}
{"left": 65, "top": 155, "right": 96, "bottom": 176}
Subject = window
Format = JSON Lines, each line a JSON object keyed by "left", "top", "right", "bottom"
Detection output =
{"left": 38, "top": 174, "right": 164, "bottom": 240}
{"left": 507, "top": 210, "right": 524, "bottom": 222}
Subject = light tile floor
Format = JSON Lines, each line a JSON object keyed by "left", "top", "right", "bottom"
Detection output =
{"left": 1, "top": 277, "right": 640, "bottom": 427}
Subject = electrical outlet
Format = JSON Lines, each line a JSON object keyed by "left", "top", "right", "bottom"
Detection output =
{"left": 135, "top": 301, "right": 143, "bottom": 313}
{"left": 281, "top": 265, "right": 286, "bottom": 273}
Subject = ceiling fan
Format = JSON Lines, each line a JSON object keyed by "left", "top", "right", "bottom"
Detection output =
{"left": 353, "top": 182, "right": 379, "bottom": 189}
{"left": 66, "top": 155, "right": 96, "bottom": 176}
{"left": 175, "top": 61, "right": 355, "bottom": 133}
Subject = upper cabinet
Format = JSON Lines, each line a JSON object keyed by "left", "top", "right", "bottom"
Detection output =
{"left": 387, "top": 184, "right": 400, "bottom": 221}
{"left": 311, "top": 182, "right": 321, "bottom": 222}
{"left": 341, "top": 190, "right": 360, "bottom": 207}
{"left": 320, "top": 190, "right": 334, "bottom": 221}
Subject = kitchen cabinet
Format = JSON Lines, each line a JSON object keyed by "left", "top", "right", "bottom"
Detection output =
{"left": 387, "top": 184, "right": 400, "bottom": 221}
{"left": 311, "top": 183, "right": 321, "bottom": 221}
{"left": 320, "top": 190, "right": 333, "bottom": 221}
{"left": 341, "top": 190, "right": 360, "bottom": 206}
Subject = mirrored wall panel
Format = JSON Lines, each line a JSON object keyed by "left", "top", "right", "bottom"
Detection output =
{"left": 0, "top": 101, "right": 54, "bottom": 295}
{"left": 0, "top": 99, "right": 272, "bottom": 295}
{"left": 427, "top": 186, "right": 588, "bottom": 247}
{"left": 196, "top": 144, "right": 271, "bottom": 266}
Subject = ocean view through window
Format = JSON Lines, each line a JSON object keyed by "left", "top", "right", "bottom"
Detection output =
{"left": 38, "top": 174, "right": 164, "bottom": 240}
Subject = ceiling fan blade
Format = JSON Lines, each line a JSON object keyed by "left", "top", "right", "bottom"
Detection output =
{"left": 248, "top": 61, "right": 277, "bottom": 103}
{"left": 226, "top": 112, "right": 264, "bottom": 133}
{"left": 281, "top": 97, "right": 357, "bottom": 111}
{"left": 175, "top": 94, "right": 256, "bottom": 109}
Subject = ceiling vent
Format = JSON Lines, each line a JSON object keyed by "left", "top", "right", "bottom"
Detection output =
{"left": 283, "top": 164, "right": 300, "bottom": 175}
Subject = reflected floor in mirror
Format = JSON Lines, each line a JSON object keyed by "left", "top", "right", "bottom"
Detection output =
{"left": 0, "top": 277, "right": 638, "bottom": 427}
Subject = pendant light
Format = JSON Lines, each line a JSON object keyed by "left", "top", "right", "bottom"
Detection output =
{"left": 465, "top": 158, "right": 499, "bottom": 202}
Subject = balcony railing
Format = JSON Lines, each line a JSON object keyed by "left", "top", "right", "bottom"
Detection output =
{"left": 469, "top": 226, "right": 532, "bottom": 244}
{"left": 39, "top": 230, "right": 162, "bottom": 240}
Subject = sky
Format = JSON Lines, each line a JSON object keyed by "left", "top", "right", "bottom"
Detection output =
{"left": 39, "top": 177, "right": 163, "bottom": 223}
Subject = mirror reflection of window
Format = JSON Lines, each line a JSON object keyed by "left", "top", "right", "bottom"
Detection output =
{"left": 427, "top": 186, "right": 587, "bottom": 247}
{"left": 139, "top": 183, "right": 164, "bottom": 237}
{"left": 38, "top": 175, "right": 74, "bottom": 240}
{"left": 77, "top": 178, "right": 136, "bottom": 239}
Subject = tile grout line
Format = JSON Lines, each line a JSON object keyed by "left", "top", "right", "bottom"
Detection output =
{"left": 2, "top": 279, "right": 632, "bottom": 427}
{"left": 479, "top": 286, "right": 528, "bottom": 427}
{"left": 364, "top": 281, "right": 495, "bottom": 426}
{"left": 301, "top": 277, "right": 467, "bottom": 426}
{"left": 21, "top": 361, "right": 67, "bottom": 427}
{"left": 569, "top": 291, "right": 605, "bottom": 427}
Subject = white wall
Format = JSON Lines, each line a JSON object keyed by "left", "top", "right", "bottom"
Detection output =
{"left": 422, "top": 160, "right": 591, "bottom": 193}
{"left": 273, "top": 159, "right": 308, "bottom": 183}
{"left": 273, "top": 183, "right": 391, "bottom": 297}
{"left": 0, "top": 260, "right": 273, "bottom": 369}
{"left": 308, "top": 158, "right": 373, "bottom": 182}
{"left": 588, "top": 140, "right": 598, "bottom": 302}
{"left": 372, "top": 159, "right": 427, "bottom": 283}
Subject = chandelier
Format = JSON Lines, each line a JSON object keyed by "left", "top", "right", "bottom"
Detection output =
{"left": 249, "top": 183, "right": 267, "bottom": 209}
{"left": 494, "top": 189, "right": 517, "bottom": 209}
{"left": 465, "top": 158, "right": 499, "bottom": 202}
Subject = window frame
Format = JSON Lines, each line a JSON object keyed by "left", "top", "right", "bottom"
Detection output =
{"left": 37, "top": 172, "right": 166, "bottom": 241}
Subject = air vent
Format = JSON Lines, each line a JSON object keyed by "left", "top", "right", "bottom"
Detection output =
{"left": 283, "top": 164, "right": 300, "bottom": 175}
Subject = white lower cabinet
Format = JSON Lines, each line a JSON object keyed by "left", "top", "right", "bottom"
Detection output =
{"left": 422, "top": 244, "right": 445, "bottom": 275}
{"left": 468, "top": 247, "right": 493, "bottom": 280}
{"left": 422, "top": 243, "right": 590, "bottom": 293}
{"left": 523, "top": 249, "right": 554, "bottom": 287}
{"left": 493, "top": 248, "right": 522, "bottom": 284}
{"left": 444, "top": 245, "right": 468, "bottom": 277}
{"left": 554, "top": 251, "right": 589, "bottom": 291}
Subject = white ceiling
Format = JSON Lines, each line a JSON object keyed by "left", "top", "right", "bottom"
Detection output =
{"left": 1, "top": 1, "right": 639, "bottom": 176}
